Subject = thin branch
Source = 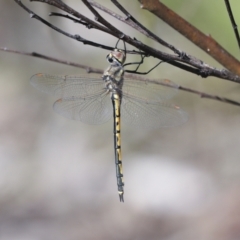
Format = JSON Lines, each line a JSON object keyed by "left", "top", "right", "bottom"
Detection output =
{"left": 110, "top": 0, "right": 182, "bottom": 55}
{"left": 87, "top": 1, "right": 218, "bottom": 76}
{"left": 22, "top": 0, "right": 146, "bottom": 56}
{"left": 13, "top": 0, "right": 240, "bottom": 83}
{"left": 138, "top": 0, "right": 240, "bottom": 76}
{"left": 87, "top": 0, "right": 150, "bottom": 37}
{"left": 49, "top": 12, "right": 93, "bottom": 29}
{"left": 129, "top": 74, "right": 240, "bottom": 107}
{"left": 31, "top": 0, "right": 112, "bottom": 34}
{"left": 82, "top": 0, "right": 124, "bottom": 38}
{"left": 82, "top": 0, "right": 200, "bottom": 74}
{"left": 14, "top": 0, "right": 114, "bottom": 51}
{"left": 178, "top": 87, "right": 240, "bottom": 107}
{"left": 82, "top": 0, "right": 240, "bottom": 82}
{"left": 1, "top": 47, "right": 240, "bottom": 107}
{"left": 224, "top": 0, "right": 240, "bottom": 50}
{"left": 0, "top": 47, "right": 102, "bottom": 73}
{"left": 24, "top": 1, "right": 202, "bottom": 75}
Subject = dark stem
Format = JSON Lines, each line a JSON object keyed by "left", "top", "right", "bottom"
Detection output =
{"left": 14, "top": 0, "right": 115, "bottom": 51}
{"left": 12, "top": 0, "right": 240, "bottom": 83}
{"left": 49, "top": 12, "right": 93, "bottom": 29}
{"left": 224, "top": 0, "right": 240, "bottom": 50}
{"left": 111, "top": 0, "right": 182, "bottom": 56}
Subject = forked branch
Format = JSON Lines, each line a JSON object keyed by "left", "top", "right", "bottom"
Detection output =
{"left": 138, "top": 0, "right": 240, "bottom": 76}
{"left": 13, "top": 0, "right": 240, "bottom": 83}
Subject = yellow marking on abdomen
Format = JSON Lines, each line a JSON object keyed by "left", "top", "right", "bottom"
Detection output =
{"left": 112, "top": 93, "right": 124, "bottom": 202}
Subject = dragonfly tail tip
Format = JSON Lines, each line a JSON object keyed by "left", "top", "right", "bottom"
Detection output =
{"left": 119, "top": 192, "right": 124, "bottom": 202}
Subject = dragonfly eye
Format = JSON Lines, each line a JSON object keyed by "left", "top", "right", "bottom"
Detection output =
{"left": 106, "top": 54, "right": 113, "bottom": 63}
{"left": 106, "top": 52, "right": 121, "bottom": 65}
{"left": 108, "top": 57, "right": 114, "bottom": 63}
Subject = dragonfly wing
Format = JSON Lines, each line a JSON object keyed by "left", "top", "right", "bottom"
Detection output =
{"left": 122, "top": 77, "right": 178, "bottom": 103}
{"left": 53, "top": 93, "right": 112, "bottom": 124}
{"left": 121, "top": 97, "right": 188, "bottom": 128}
{"left": 30, "top": 73, "right": 105, "bottom": 98}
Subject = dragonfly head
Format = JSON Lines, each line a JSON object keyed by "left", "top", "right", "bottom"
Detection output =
{"left": 106, "top": 49, "right": 126, "bottom": 66}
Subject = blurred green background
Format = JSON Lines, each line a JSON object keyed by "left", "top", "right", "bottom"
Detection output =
{"left": 1, "top": 0, "right": 240, "bottom": 239}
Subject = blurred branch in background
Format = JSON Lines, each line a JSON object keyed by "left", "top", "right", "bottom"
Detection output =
{"left": 2, "top": 47, "right": 240, "bottom": 108}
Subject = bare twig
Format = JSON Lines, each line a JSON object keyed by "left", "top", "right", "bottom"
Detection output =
{"left": 138, "top": 0, "right": 240, "bottom": 76}
{"left": 110, "top": 0, "right": 182, "bottom": 55}
{"left": 87, "top": 0, "right": 149, "bottom": 36}
{"left": 82, "top": 0, "right": 240, "bottom": 82}
{"left": 49, "top": 12, "right": 93, "bottom": 29}
{"left": 88, "top": 1, "right": 231, "bottom": 79}
{"left": 178, "top": 87, "right": 240, "bottom": 107}
{"left": 130, "top": 74, "right": 240, "bottom": 107}
{"left": 82, "top": 0, "right": 124, "bottom": 38}
{"left": 0, "top": 47, "right": 102, "bottom": 73}
{"left": 15, "top": 1, "right": 198, "bottom": 75}
{"left": 12, "top": 0, "right": 240, "bottom": 82}
{"left": 2, "top": 47, "right": 240, "bottom": 107}
{"left": 31, "top": 0, "right": 112, "bottom": 34}
{"left": 224, "top": 0, "right": 240, "bottom": 50}
{"left": 14, "top": 0, "right": 115, "bottom": 51}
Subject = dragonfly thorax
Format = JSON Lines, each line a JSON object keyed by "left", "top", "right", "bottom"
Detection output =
{"left": 103, "top": 49, "right": 125, "bottom": 88}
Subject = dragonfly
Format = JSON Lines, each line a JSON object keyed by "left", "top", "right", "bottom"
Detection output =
{"left": 30, "top": 46, "right": 187, "bottom": 202}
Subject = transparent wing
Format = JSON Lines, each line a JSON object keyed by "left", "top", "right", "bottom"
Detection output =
{"left": 122, "top": 77, "right": 178, "bottom": 103}
{"left": 121, "top": 96, "right": 188, "bottom": 128}
{"left": 53, "top": 93, "right": 112, "bottom": 124}
{"left": 30, "top": 73, "right": 105, "bottom": 98}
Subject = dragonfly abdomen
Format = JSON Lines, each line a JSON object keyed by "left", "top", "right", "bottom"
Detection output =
{"left": 111, "top": 92, "right": 124, "bottom": 202}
